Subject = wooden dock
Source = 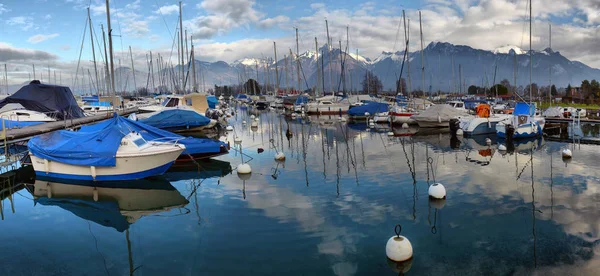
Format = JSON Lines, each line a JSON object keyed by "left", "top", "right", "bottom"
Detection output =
{"left": 1, "top": 108, "right": 138, "bottom": 144}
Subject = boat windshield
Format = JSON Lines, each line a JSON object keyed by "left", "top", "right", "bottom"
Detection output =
{"left": 133, "top": 138, "right": 146, "bottom": 147}
{"left": 162, "top": 97, "right": 179, "bottom": 107}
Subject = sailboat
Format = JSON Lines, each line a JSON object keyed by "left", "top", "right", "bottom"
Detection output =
{"left": 495, "top": 0, "right": 545, "bottom": 139}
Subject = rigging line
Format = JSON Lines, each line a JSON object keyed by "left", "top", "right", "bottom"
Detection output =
{"left": 383, "top": 15, "right": 404, "bottom": 85}
{"left": 73, "top": 15, "right": 89, "bottom": 89}
{"left": 154, "top": 0, "right": 174, "bottom": 41}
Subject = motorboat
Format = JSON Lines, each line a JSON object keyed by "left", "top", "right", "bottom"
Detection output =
{"left": 137, "top": 93, "right": 221, "bottom": 128}
{"left": 0, "top": 81, "right": 85, "bottom": 120}
{"left": 0, "top": 104, "right": 55, "bottom": 122}
{"left": 347, "top": 101, "right": 389, "bottom": 121}
{"left": 138, "top": 109, "right": 213, "bottom": 133}
{"left": 305, "top": 95, "right": 350, "bottom": 115}
{"left": 412, "top": 104, "right": 468, "bottom": 128}
{"left": 456, "top": 103, "right": 511, "bottom": 135}
{"left": 496, "top": 102, "right": 545, "bottom": 139}
{"left": 28, "top": 116, "right": 185, "bottom": 181}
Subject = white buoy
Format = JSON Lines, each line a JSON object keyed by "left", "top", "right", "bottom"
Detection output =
{"left": 234, "top": 136, "right": 242, "bottom": 144}
{"left": 237, "top": 163, "right": 252, "bottom": 174}
{"left": 251, "top": 121, "right": 258, "bottom": 127}
{"left": 242, "top": 120, "right": 247, "bottom": 125}
{"left": 385, "top": 225, "right": 413, "bottom": 262}
{"left": 485, "top": 138, "right": 492, "bottom": 145}
{"left": 364, "top": 112, "right": 370, "bottom": 117}
{"left": 254, "top": 117, "right": 260, "bottom": 122}
{"left": 250, "top": 114, "right": 256, "bottom": 119}
{"left": 456, "top": 129, "right": 464, "bottom": 136}
{"left": 428, "top": 183, "right": 446, "bottom": 199}
{"left": 369, "top": 119, "right": 374, "bottom": 124}
{"left": 387, "top": 132, "right": 395, "bottom": 136}
{"left": 226, "top": 126, "right": 234, "bottom": 131}
{"left": 562, "top": 149, "right": 572, "bottom": 159}
{"left": 498, "top": 144, "right": 507, "bottom": 151}
{"left": 369, "top": 122, "right": 375, "bottom": 128}
{"left": 275, "top": 152, "right": 286, "bottom": 161}
{"left": 402, "top": 123, "right": 409, "bottom": 129}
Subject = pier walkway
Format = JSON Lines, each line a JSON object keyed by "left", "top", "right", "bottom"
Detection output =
{"left": 1, "top": 108, "right": 138, "bottom": 144}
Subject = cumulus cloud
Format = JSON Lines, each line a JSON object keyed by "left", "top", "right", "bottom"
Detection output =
{"left": 0, "top": 3, "right": 9, "bottom": 14}
{"left": 6, "top": 16, "right": 34, "bottom": 31}
{"left": 188, "top": 0, "right": 263, "bottom": 38}
{"left": 28, "top": 33, "right": 60, "bottom": 44}
{"left": 257, "top": 16, "right": 289, "bottom": 29}
{"left": 0, "top": 42, "right": 57, "bottom": 62}
{"left": 155, "top": 4, "right": 179, "bottom": 15}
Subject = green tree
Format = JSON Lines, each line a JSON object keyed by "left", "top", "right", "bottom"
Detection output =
{"left": 244, "top": 79, "right": 261, "bottom": 95}
{"left": 468, "top": 85, "right": 478, "bottom": 95}
{"left": 591, "top": 79, "right": 600, "bottom": 97}
{"left": 581, "top": 79, "right": 591, "bottom": 97}
{"left": 550, "top": 85, "right": 558, "bottom": 96}
{"left": 490, "top": 84, "right": 508, "bottom": 95}
{"left": 566, "top": 84, "right": 572, "bottom": 96}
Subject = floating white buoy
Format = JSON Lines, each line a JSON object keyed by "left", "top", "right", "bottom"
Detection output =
{"left": 485, "top": 138, "right": 492, "bottom": 145}
{"left": 250, "top": 114, "right": 255, "bottom": 119}
{"left": 254, "top": 117, "right": 260, "bottom": 122}
{"left": 387, "top": 132, "right": 395, "bottom": 136}
{"left": 428, "top": 183, "right": 446, "bottom": 199}
{"left": 234, "top": 136, "right": 242, "bottom": 144}
{"left": 562, "top": 149, "right": 572, "bottom": 159}
{"left": 291, "top": 113, "right": 297, "bottom": 117}
{"left": 456, "top": 129, "right": 464, "bottom": 136}
{"left": 369, "top": 119, "right": 374, "bottom": 124}
{"left": 385, "top": 225, "right": 413, "bottom": 262}
{"left": 251, "top": 121, "right": 258, "bottom": 127}
{"left": 498, "top": 144, "right": 507, "bottom": 151}
{"left": 365, "top": 112, "right": 370, "bottom": 117}
{"left": 226, "top": 126, "right": 234, "bottom": 131}
{"left": 275, "top": 152, "right": 286, "bottom": 161}
{"left": 402, "top": 123, "right": 409, "bottom": 129}
{"left": 237, "top": 163, "right": 252, "bottom": 174}
{"left": 242, "top": 120, "right": 247, "bottom": 125}
{"left": 369, "top": 122, "right": 375, "bottom": 128}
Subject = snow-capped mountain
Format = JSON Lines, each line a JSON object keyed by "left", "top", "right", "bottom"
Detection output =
{"left": 493, "top": 45, "right": 525, "bottom": 55}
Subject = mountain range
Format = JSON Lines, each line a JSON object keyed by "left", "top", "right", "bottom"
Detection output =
{"left": 6, "top": 42, "right": 600, "bottom": 95}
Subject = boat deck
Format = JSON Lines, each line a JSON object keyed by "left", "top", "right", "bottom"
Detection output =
{"left": 1, "top": 108, "right": 138, "bottom": 144}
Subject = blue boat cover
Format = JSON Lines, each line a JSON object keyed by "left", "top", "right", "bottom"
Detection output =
{"left": 513, "top": 102, "right": 535, "bottom": 116}
{"left": 0, "top": 81, "right": 85, "bottom": 120}
{"left": 82, "top": 95, "right": 99, "bottom": 102}
{"left": 140, "top": 109, "right": 210, "bottom": 130}
{"left": 295, "top": 96, "right": 309, "bottom": 105}
{"left": 347, "top": 102, "right": 389, "bottom": 116}
{"left": 0, "top": 119, "right": 45, "bottom": 129}
{"left": 207, "top": 96, "right": 218, "bottom": 109}
{"left": 28, "top": 114, "right": 226, "bottom": 167}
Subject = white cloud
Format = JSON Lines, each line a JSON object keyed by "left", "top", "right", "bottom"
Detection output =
{"left": 28, "top": 33, "right": 60, "bottom": 44}
{"left": 258, "top": 16, "right": 289, "bottom": 29}
{"left": 310, "top": 3, "right": 326, "bottom": 10}
{"left": 0, "top": 42, "right": 57, "bottom": 62}
{"left": 155, "top": 4, "right": 179, "bottom": 15}
{"left": 6, "top": 16, "right": 34, "bottom": 31}
{"left": 0, "top": 4, "right": 9, "bottom": 14}
{"left": 189, "top": 0, "right": 264, "bottom": 38}
{"left": 44, "top": 14, "right": 52, "bottom": 20}
{"left": 125, "top": 0, "right": 141, "bottom": 10}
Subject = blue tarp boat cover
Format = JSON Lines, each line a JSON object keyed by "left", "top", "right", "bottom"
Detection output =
{"left": 347, "top": 101, "right": 389, "bottom": 116}
{"left": 295, "top": 96, "right": 309, "bottom": 105}
{"left": 28, "top": 114, "right": 226, "bottom": 167}
{"left": 0, "top": 81, "right": 85, "bottom": 120}
{"left": 140, "top": 109, "right": 210, "bottom": 130}
{"left": 207, "top": 96, "right": 218, "bottom": 109}
{"left": 513, "top": 102, "right": 535, "bottom": 116}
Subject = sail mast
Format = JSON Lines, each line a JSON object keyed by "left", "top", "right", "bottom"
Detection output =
{"left": 296, "top": 27, "right": 301, "bottom": 93}
{"left": 326, "top": 20, "right": 333, "bottom": 93}
{"left": 529, "top": 0, "right": 532, "bottom": 104}
{"left": 105, "top": 0, "right": 116, "bottom": 111}
{"left": 88, "top": 8, "right": 100, "bottom": 97}
{"left": 273, "top": 42, "right": 279, "bottom": 94}
{"left": 315, "top": 37, "right": 320, "bottom": 97}
{"left": 179, "top": 1, "right": 184, "bottom": 92}
{"left": 191, "top": 36, "right": 197, "bottom": 93}
{"left": 549, "top": 22, "right": 552, "bottom": 105}
{"left": 129, "top": 46, "right": 137, "bottom": 96}
{"left": 419, "top": 11, "right": 425, "bottom": 95}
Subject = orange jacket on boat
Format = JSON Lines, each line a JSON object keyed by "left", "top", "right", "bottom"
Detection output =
{"left": 476, "top": 104, "right": 491, "bottom": 118}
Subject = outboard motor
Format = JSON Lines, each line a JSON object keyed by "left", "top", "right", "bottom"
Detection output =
{"left": 449, "top": 118, "right": 460, "bottom": 134}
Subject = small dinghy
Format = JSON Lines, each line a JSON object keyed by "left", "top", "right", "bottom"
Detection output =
{"left": 28, "top": 115, "right": 185, "bottom": 181}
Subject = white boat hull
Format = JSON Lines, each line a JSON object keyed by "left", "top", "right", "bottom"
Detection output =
{"left": 31, "top": 144, "right": 184, "bottom": 181}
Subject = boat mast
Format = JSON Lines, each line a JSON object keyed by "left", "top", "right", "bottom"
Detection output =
{"left": 88, "top": 8, "right": 100, "bottom": 98}
{"left": 129, "top": 46, "right": 137, "bottom": 97}
{"left": 179, "top": 1, "right": 184, "bottom": 92}
{"left": 529, "top": 0, "right": 532, "bottom": 105}
{"left": 549, "top": 22, "right": 552, "bottom": 105}
{"left": 273, "top": 42, "right": 279, "bottom": 94}
{"left": 105, "top": 0, "right": 116, "bottom": 112}
{"left": 406, "top": 18, "right": 411, "bottom": 96}
{"left": 191, "top": 36, "right": 197, "bottom": 93}
{"left": 315, "top": 37, "right": 320, "bottom": 97}
{"left": 339, "top": 40, "right": 344, "bottom": 94}
{"left": 284, "top": 54, "right": 289, "bottom": 93}
{"left": 419, "top": 11, "right": 425, "bottom": 95}
{"left": 326, "top": 20, "right": 333, "bottom": 93}
{"left": 5, "top": 64, "right": 8, "bottom": 94}
{"left": 296, "top": 27, "right": 301, "bottom": 93}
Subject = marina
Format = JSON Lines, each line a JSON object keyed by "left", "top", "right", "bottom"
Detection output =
{"left": 2, "top": 0, "right": 600, "bottom": 274}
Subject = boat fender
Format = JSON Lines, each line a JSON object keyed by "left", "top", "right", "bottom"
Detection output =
{"left": 402, "top": 123, "right": 409, "bottom": 129}
{"left": 237, "top": 163, "right": 252, "bottom": 174}
{"left": 93, "top": 187, "right": 98, "bottom": 202}
{"left": 386, "top": 224, "right": 413, "bottom": 262}
{"left": 47, "top": 183, "right": 52, "bottom": 198}
{"left": 275, "top": 152, "right": 286, "bottom": 161}
{"left": 91, "top": 166, "right": 97, "bottom": 180}
{"left": 562, "top": 149, "right": 572, "bottom": 159}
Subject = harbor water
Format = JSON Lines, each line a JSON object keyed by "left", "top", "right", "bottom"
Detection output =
{"left": 1, "top": 109, "right": 599, "bottom": 275}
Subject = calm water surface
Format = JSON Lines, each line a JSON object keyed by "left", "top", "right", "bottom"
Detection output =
{"left": 1, "top": 109, "right": 599, "bottom": 275}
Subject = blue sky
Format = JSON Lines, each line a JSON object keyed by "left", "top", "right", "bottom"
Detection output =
{"left": 1, "top": 0, "right": 600, "bottom": 85}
